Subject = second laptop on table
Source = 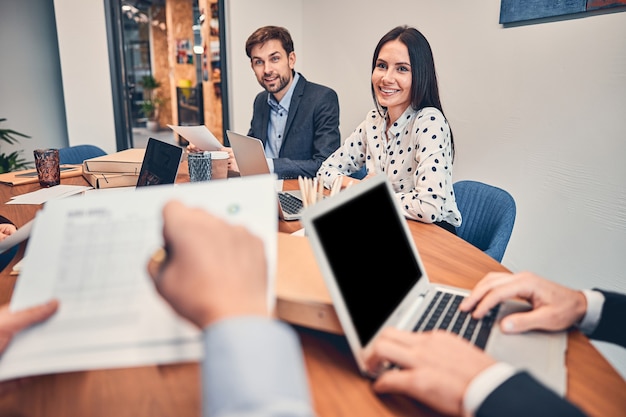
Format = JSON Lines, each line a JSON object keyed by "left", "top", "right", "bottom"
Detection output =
{"left": 226, "top": 130, "right": 304, "bottom": 221}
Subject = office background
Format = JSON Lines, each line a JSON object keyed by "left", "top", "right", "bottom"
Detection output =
{"left": 1, "top": 0, "right": 625, "bottom": 377}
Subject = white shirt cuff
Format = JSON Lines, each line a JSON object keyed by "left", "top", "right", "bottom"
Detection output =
{"left": 578, "top": 289, "right": 604, "bottom": 334}
{"left": 462, "top": 362, "right": 517, "bottom": 417}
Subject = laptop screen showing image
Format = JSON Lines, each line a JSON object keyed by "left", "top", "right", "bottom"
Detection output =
{"left": 310, "top": 179, "right": 423, "bottom": 346}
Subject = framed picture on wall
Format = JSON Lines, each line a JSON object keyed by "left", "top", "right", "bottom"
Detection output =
{"left": 500, "top": 0, "right": 626, "bottom": 24}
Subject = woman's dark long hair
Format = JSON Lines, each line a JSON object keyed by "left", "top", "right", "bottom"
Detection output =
{"left": 371, "top": 26, "right": 454, "bottom": 160}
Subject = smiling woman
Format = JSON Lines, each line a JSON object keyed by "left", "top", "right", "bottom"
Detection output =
{"left": 317, "top": 26, "right": 461, "bottom": 234}
{"left": 371, "top": 39, "right": 413, "bottom": 124}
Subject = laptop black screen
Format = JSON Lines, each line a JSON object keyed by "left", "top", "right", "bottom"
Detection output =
{"left": 311, "top": 181, "right": 424, "bottom": 346}
{"left": 136, "top": 138, "right": 183, "bottom": 187}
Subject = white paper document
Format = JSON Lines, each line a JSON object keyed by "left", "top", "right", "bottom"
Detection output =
{"left": 6, "top": 184, "right": 91, "bottom": 205}
{"left": 0, "top": 175, "right": 278, "bottom": 381}
{"left": 167, "top": 124, "right": 222, "bottom": 150}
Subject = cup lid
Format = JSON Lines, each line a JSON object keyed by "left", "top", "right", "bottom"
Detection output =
{"left": 209, "top": 151, "right": 229, "bottom": 159}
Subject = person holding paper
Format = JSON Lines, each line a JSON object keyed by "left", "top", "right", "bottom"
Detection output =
{"left": 317, "top": 26, "right": 461, "bottom": 233}
{"left": 227, "top": 26, "right": 340, "bottom": 179}
{"left": 147, "top": 201, "right": 315, "bottom": 417}
{"left": 0, "top": 299, "right": 59, "bottom": 394}
{"left": 148, "top": 201, "right": 623, "bottom": 417}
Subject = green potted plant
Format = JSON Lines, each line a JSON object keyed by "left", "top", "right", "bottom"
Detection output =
{"left": 0, "top": 118, "right": 32, "bottom": 173}
{"left": 139, "top": 75, "right": 163, "bottom": 132}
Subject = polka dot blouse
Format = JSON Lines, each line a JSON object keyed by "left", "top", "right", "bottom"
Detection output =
{"left": 317, "top": 106, "right": 461, "bottom": 227}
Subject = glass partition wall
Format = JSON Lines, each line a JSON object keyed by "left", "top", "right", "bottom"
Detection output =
{"left": 106, "top": 0, "right": 228, "bottom": 148}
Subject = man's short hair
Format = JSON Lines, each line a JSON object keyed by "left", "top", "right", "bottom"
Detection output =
{"left": 245, "top": 26, "right": 294, "bottom": 58}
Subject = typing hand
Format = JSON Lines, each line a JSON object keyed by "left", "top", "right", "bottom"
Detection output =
{"left": 364, "top": 328, "right": 495, "bottom": 417}
{"left": 459, "top": 271, "right": 587, "bottom": 334}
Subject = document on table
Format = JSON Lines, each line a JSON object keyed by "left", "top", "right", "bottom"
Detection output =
{"left": 0, "top": 175, "right": 278, "bottom": 381}
{"left": 6, "top": 184, "right": 91, "bottom": 205}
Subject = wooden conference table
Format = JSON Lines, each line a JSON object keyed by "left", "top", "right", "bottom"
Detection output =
{"left": 0, "top": 168, "right": 624, "bottom": 417}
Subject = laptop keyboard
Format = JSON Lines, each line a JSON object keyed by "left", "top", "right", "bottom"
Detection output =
{"left": 412, "top": 291, "right": 500, "bottom": 349}
{"left": 278, "top": 192, "right": 303, "bottom": 215}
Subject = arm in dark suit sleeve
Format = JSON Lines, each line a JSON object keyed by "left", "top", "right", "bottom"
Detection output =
{"left": 477, "top": 371, "right": 588, "bottom": 417}
{"left": 475, "top": 288, "right": 625, "bottom": 417}
{"left": 0, "top": 215, "right": 14, "bottom": 225}
{"left": 588, "top": 289, "right": 626, "bottom": 348}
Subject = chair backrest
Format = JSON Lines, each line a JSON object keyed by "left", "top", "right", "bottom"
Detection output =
{"left": 59, "top": 145, "right": 107, "bottom": 165}
{"left": 453, "top": 180, "right": 516, "bottom": 262}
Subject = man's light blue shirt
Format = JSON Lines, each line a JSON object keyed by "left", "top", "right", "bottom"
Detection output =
{"left": 265, "top": 72, "right": 300, "bottom": 171}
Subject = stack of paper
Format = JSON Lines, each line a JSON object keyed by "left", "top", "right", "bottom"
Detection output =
{"left": 6, "top": 184, "right": 92, "bottom": 205}
{"left": 82, "top": 148, "right": 146, "bottom": 189}
{"left": 0, "top": 175, "right": 278, "bottom": 382}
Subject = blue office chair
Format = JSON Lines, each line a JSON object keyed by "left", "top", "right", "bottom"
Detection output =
{"left": 453, "top": 180, "right": 516, "bottom": 263}
{"left": 59, "top": 144, "right": 107, "bottom": 165}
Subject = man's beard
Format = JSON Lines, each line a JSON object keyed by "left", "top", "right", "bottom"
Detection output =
{"left": 262, "top": 73, "right": 290, "bottom": 94}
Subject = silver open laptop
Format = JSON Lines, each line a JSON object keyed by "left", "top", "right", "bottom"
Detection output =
{"left": 301, "top": 174, "right": 567, "bottom": 395}
{"left": 226, "top": 130, "right": 304, "bottom": 221}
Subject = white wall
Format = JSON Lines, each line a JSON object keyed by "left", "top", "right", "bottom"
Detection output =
{"left": 54, "top": 0, "right": 117, "bottom": 154}
{"left": 1, "top": 0, "right": 118, "bottom": 158}
{"left": 227, "top": 0, "right": 626, "bottom": 377}
{"left": 0, "top": 0, "right": 68, "bottom": 162}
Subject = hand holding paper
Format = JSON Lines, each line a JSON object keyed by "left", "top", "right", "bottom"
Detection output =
{"left": 167, "top": 125, "right": 222, "bottom": 151}
{"left": 147, "top": 201, "right": 269, "bottom": 329}
{"left": 0, "top": 175, "right": 278, "bottom": 382}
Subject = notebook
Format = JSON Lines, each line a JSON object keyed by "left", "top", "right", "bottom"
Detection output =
{"left": 301, "top": 174, "right": 567, "bottom": 395}
{"left": 226, "top": 130, "right": 304, "bottom": 221}
{"left": 136, "top": 138, "right": 184, "bottom": 187}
